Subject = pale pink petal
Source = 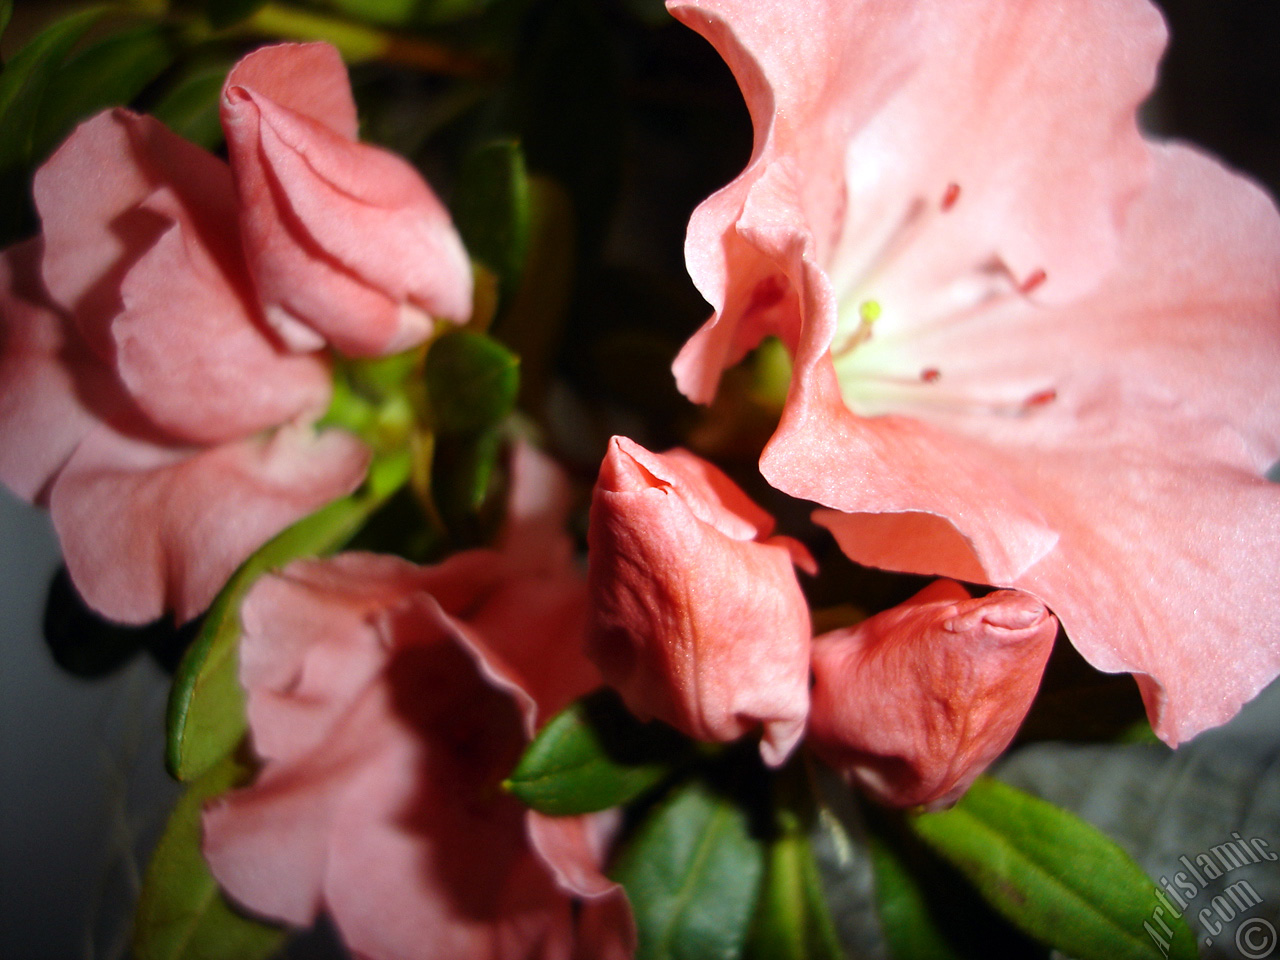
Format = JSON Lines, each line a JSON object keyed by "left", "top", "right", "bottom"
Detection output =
{"left": 222, "top": 44, "right": 472, "bottom": 356}
{"left": 113, "top": 187, "right": 333, "bottom": 445}
{"left": 587, "top": 437, "right": 811, "bottom": 765}
{"left": 671, "top": 0, "right": 1164, "bottom": 402}
{"left": 0, "top": 240, "right": 135, "bottom": 502}
{"left": 808, "top": 580, "right": 1056, "bottom": 809}
{"left": 818, "top": 391, "right": 1280, "bottom": 747}
{"left": 48, "top": 424, "right": 369, "bottom": 624}
{"left": 34, "top": 109, "right": 238, "bottom": 358}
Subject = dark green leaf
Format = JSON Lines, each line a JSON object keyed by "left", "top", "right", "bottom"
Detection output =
{"left": 320, "top": 0, "right": 496, "bottom": 27}
{"left": 205, "top": 0, "right": 268, "bottom": 30}
{"left": 133, "top": 752, "right": 286, "bottom": 960}
{"left": 506, "top": 688, "right": 695, "bottom": 816}
{"left": 745, "top": 811, "right": 843, "bottom": 960}
{"left": 424, "top": 329, "right": 519, "bottom": 435}
{"left": 909, "top": 777, "right": 1197, "bottom": 960}
{"left": 0, "top": 5, "right": 106, "bottom": 242}
{"left": 612, "top": 776, "right": 766, "bottom": 960}
{"left": 868, "top": 831, "right": 965, "bottom": 960}
{"left": 149, "top": 60, "right": 232, "bottom": 150}
{"left": 31, "top": 21, "right": 177, "bottom": 163}
{"left": 166, "top": 452, "right": 411, "bottom": 781}
{"left": 0, "top": 0, "right": 13, "bottom": 44}
{"left": 452, "top": 139, "right": 531, "bottom": 300}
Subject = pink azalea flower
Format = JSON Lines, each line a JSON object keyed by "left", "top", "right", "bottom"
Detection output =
{"left": 221, "top": 43, "right": 473, "bottom": 357}
{"left": 202, "top": 445, "right": 631, "bottom": 960}
{"left": 808, "top": 581, "right": 1057, "bottom": 809}
{"left": 0, "top": 109, "right": 369, "bottom": 624}
{"left": 586, "top": 436, "right": 814, "bottom": 766}
{"left": 668, "top": 0, "right": 1280, "bottom": 745}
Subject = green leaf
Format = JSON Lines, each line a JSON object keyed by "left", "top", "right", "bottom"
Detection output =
{"left": 424, "top": 329, "right": 519, "bottom": 435}
{"left": 133, "top": 752, "right": 286, "bottom": 960}
{"left": 505, "top": 688, "right": 695, "bottom": 816}
{"left": 31, "top": 21, "right": 177, "bottom": 163}
{"left": 745, "top": 812, "right": 843, "bottom": 960}
{"left": 205, "top": 0, "right": 268, "bottom": 30}
{"left": 908, "top": 777, "right": 1197, "bottom": 960}
{"left": 149, "top": 60, "right": 232, "bottom": 150}
{"left": 166, "top": 453, "right": 411, "bottom": 781}
{"left": 452, "top": 139, "right": 531, "bottom": 301}
{"left": 612, "top": 776, "right": 767, "bottom": 960}
{"left": 0, "top": 0, "right": 13, "bottom": 44}
{"left": 0, "top": 5, "right": 106, "bottom": 242}
{"left": 318, "top": 0, "right": 496, "bottom": 27}
{"left": 868, "top": 831, "right": 966, "bottom": 960}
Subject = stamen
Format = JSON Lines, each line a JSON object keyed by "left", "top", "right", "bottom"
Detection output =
{"left": 941, "top": 183, "right": 961, "bottom": 212}
{"left": 920, "top": 368, "right": 941, "bottom": 383}
{"left": 1019, "top": 268, "right": 1047, "bottom": 295}
{"left": 859, "top": 299, "right": 882, "bottom": 324}
{"left": 1024, "top": 388, "right": 1057, "bottom": 409}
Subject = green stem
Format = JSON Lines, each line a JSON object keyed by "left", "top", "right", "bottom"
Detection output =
{"left": 239, "top": 2, "right": 497, "bottom": 78}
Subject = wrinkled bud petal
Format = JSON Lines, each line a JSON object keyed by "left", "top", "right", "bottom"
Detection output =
{"left": 808, "top": 580, "right": 1055, "bottom": 808}
{"left": 587, "top": 436, "right": 813, "bottom": 765}
{"left": 222, "top": 42, "right": 472, "bottom": 357}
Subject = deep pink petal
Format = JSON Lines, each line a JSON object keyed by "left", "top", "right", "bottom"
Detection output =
{"left": 809, "top": 580, "right": 1056, "bottom": 808}
{"left": 588, "top": 437, "right": 811, "bottom": 765}
{"left": 48, "top": 424, "right": 369, "bottom": 624}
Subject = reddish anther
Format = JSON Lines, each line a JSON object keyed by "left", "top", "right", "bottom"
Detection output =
{"left": 941, "top": 182, "right": 961, "bottom": 211}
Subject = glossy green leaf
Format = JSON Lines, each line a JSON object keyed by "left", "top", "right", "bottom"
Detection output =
{"left": 612, "top": 776, "right": 766, "bottom": 960}
{"left": 133, "top": 752, "right": 286, "bottom": 960}
{"left": 909, "top": 777, "right": 1197, "bottom": 960}
{"left": 166, "top": 452, "right": 411, "bottom": 781}
{"left": 452, "top": 139, "right": 531, "bottom": 300}
{"left": 868, "top": 832, "right": 965, "bottom": 960}
{"left": 424, "top": 329, "right": 519, "bottom": 435}
{"left": 744, "top": 812, "right": 843, "bottom": 960}
{"left": 149, "top": 60, "right": 232, "bottom": 150}
{"left": 31, "top": 21, "right": 176, "bottom": 162}
{"left": 505, "top": 688, "right": 694, "bottom": 816}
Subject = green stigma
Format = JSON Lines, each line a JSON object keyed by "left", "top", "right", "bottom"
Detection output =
{"left": 859, "top": 299, "right": 882, "bottom": 324}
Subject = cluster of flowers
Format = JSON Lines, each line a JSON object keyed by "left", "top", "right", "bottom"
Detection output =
{"left": 2, "top": 0, "right": 1278, "bottom": 956}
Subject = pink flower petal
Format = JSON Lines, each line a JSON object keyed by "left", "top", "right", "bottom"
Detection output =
{"left": 113, "top": 186, "right": 333, "bottom": 445}
{"left": 34, "top": 109, "right": 239, "bottom": 359}
{"left": 809, "top": 580, "right": 1056, "bottom": 809}
{"left": 222, "top": 43, "right": 472, "bottom": 356}
{"left": 48, "top": 424, "right": 369, "bottom": 624}
{"left": 587, "top": 437, "right": 811, "bottom": 765}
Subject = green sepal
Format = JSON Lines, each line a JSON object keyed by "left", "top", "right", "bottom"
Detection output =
{"left": 452, "top": 139, "right": 531, "bottom": 303}
{"left": 611, "top": 775, "right": 767, "bottom": 960}
{"left": 424, "top": 328, "right": 519, "bottom": 436}
{"left": 744, "top": 782, "right": 843, "bottom": 960}
{"left": 505, "top": 688, "right": 695, "bottom": 816}
{"left": 31, "top": 20, "right": 177, "bottom": 163}
{"left": 908, "top": 777, "right": 1197, "bottom": 960}
{"left": 132, "top": 751, "right": 286, "bottom": 960}
{"left": 166, "top": 451, "right": 411, "bottom": 781}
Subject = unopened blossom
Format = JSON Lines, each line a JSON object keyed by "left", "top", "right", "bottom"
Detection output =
{"left": 587, "top": 436, "right": 814, "bottom": 766}
{"left": 668, "top": 0, "right": 1280, "bottom": 744}
{"left": 203, "top": 445, "right": 632, "bottom": 960}
{"left": 221, "top": 43, "right": 472, "bottom": 356}
{"left": 809, "top": 580, "right": 1057, "bottom": 809}
{"left": 0, "top": 109, "right": 368, "bottom": 624}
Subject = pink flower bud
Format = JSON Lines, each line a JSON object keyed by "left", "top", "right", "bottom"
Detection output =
{"left": 808, "top": 580, "right": 1056, "bottom": 808}
{"left": 587, "top": 436, "right": 815, "bottom": 766}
